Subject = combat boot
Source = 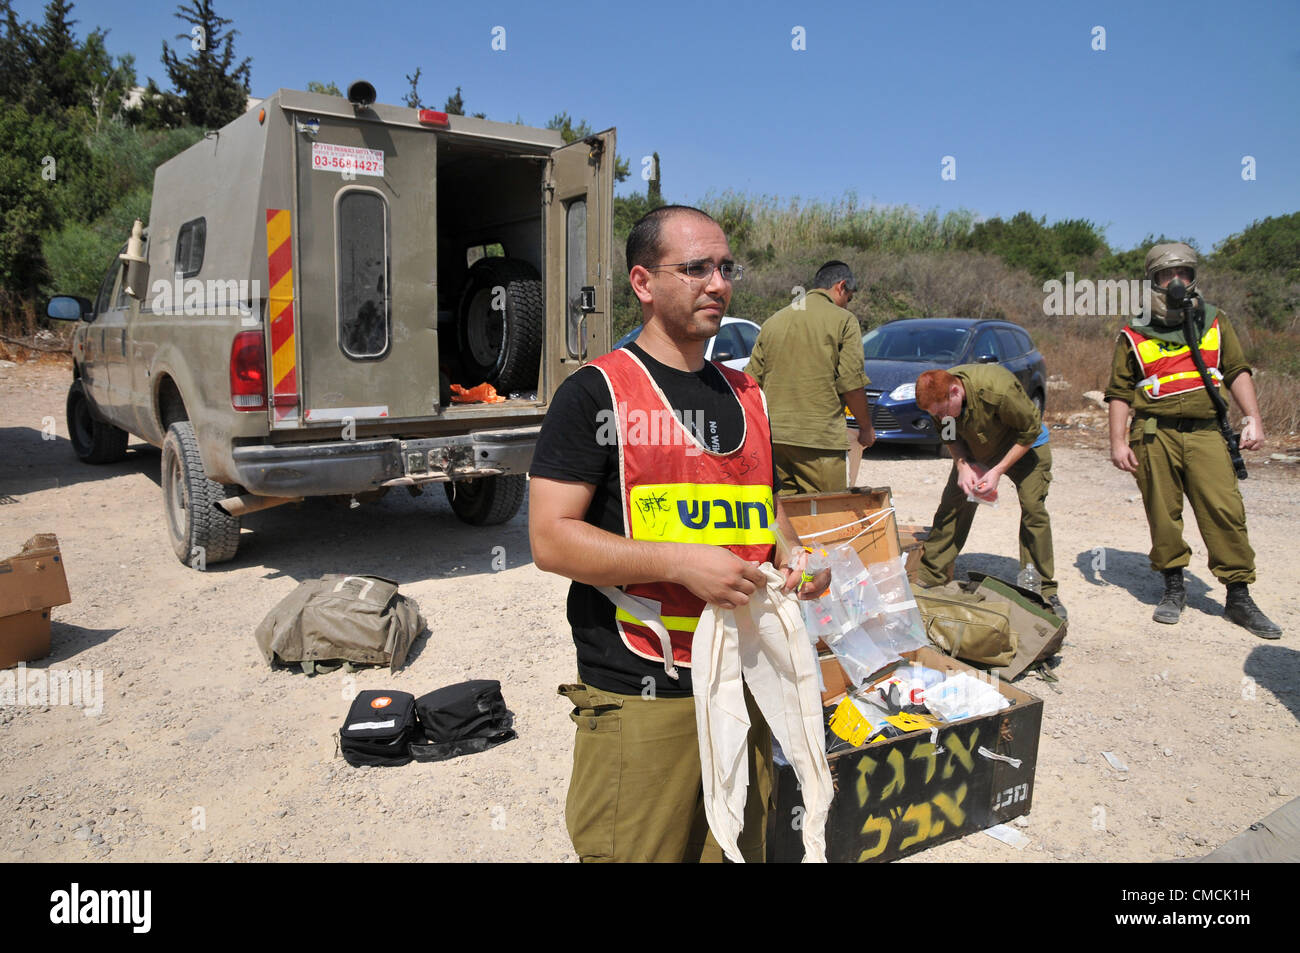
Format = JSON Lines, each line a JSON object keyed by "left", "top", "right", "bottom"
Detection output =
{"left": 1225, "top": 582, "right": 1282, "bottom": 640}
{"left": 1152, "top": 569, "right": 1185, "bottom": 624}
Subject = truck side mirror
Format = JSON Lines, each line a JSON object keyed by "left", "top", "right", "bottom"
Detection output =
{"left": 46, "top": 296, "right": 92, "bottom": 322}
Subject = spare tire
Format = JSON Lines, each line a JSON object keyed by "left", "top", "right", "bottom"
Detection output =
{"left": 443, "top": 474, "right": 525, "bottom": 526}
{"left": 456, "top": 257, "right": 543, "bottom": 395}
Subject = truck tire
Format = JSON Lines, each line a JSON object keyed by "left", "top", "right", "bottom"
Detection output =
{"left": 456, "top": 257, "right": 543, "bottom": 396}
{"left": 443, "top": 474, "right": 525, "bottom": 526}
{"left": 66, "top": 380, "right": 129, "bottom": 464}
{"left": 161, "top": 421, "right": 241, "bottom": 567}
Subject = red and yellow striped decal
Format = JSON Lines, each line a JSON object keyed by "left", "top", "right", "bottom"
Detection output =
{"left": 265, "top": 208, "right": 298, "bottom": 425}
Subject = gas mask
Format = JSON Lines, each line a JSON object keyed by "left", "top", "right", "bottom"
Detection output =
{"left": 1145, "top": 242, "right": 1199, "bottom": 328}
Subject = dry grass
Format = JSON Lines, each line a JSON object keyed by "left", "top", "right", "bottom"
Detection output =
{"left": 1253, "top": 370, "right": 1300, "bottom": 438}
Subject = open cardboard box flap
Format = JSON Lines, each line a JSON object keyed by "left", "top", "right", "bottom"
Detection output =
{"left": 0, "top": 534, "right": 72, "bottom": 617}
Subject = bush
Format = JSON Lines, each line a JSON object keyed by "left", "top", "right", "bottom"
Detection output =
{"left": 42, "top": 186, "right": 152, "bottom": 298}
{"left": 1212, "top": 211, "right": 1300, "bottom": 282}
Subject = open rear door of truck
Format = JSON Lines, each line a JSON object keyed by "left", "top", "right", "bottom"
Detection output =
{"left": 542, "top": 129, "right": 615, "bottom": 403}
{"left": 287, "top": 113, "right": 439, "bottom": 428}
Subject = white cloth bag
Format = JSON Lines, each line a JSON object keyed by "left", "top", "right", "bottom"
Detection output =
{"left": 692, "top": 563, "right": 834, "bottom": 862}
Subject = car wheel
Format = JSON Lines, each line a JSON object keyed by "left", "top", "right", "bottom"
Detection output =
{"left": 65, "top": 380, "right": 129, "bottom": 464}
{"left": 161, "top": 421, "right": 241, "bottom": 567}
{"left": 443, "top": 474, "right": 526, "bottom": 526}
{"left": 1031, "top": 391, "right": 1045, "bottom": 416}
{"left": 456, "top": 257, "right": 543, "bottom": 396}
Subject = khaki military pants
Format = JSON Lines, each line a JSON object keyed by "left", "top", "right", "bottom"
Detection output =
{"left": 558, "top": 681, "right": 773, "bottom": 863}
{"left": 773, "top": 444, "right": 848, "bottom": 497}
{"left": 1130, "top": 418, "right": 1255, "bottom": 583}
{"left": 918, "top": 446, "right": 1057, "bottom": 598}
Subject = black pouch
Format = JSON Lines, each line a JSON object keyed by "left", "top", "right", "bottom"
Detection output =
{"left": 409, "top": 680, "right": 516, "bottom": 763}
{"left": 339, "top": 690, "right": 417, "bottom": 767}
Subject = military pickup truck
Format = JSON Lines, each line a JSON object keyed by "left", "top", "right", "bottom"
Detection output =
{"left": 47, "top": 82, "right": 614, "bottom": 568}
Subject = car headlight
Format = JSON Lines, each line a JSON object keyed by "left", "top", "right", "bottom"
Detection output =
{"left": 889, "top": 383, "right": 916, "bottom": 401}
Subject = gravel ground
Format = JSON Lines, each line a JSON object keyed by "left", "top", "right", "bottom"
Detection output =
{"left": 2, "top": 360, "right": 1297, "bottom": 863}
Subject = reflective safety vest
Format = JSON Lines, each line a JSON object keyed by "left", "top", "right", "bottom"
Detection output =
{"left": 1120, "top": 318, "right": 1222, "bottom": 400}
{"left": 589, "top": 348, "right": 777, "bottom": 678}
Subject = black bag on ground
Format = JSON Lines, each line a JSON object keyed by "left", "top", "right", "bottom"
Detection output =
{"left": 339, "top": 690, "right": 418, "bottom": 767}
{"left": 408, "top": 679, "right": 516, "bottom": 762}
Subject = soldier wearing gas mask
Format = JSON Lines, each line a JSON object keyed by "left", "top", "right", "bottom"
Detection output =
{"left": 1104, "top": 242, "right": 1281, "bottom": 639}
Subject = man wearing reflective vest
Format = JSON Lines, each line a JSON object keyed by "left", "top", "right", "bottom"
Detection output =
{"left": 1105, "top": 242, "right": 1281, "bottom": 638}
{"left": 529, "top": 205, "right": 830, "bottom": 862}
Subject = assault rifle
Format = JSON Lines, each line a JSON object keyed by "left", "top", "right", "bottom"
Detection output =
{"left": 1165, "top": 279, "right": 1247, "bottom": 480}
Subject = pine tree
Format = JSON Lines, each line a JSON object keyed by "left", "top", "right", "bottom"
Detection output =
{"left": 403, "top": 68, "right": 422, "bottom": 109}
{"left": 157, "top": 0, "right": 251, "bottom": 129}
{"left": 0, "top": 1, "right": 30, "bottom": 106}
{"left": 648, "top": 151, "right": 661, "bottom": 202}
{"left": 27, "top": 0, "right": 80, "bottom": 110}
{"left": 443, "top": 85, "right": 463, "bottom": 115}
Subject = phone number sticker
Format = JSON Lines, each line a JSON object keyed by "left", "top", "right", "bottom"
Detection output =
{"left": 311, "top": 142, "right": 384, "bottom": 177}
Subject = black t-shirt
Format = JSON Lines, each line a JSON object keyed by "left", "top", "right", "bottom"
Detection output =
{"left": 530, "top": 342, "right": 777, "bottom": 697}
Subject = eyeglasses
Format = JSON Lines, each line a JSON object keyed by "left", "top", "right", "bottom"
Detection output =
{"left": 647, "top": 259, "right": 743, "bottom": 282}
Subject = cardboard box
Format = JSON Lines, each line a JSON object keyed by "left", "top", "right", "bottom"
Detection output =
{"left": 784, "top": 486, "right": 898, "bottom": 564}
{"left": 775, "top": 489, "right": 1043, "bottom": 861}
{"left": 769, "top": 646, "right": 1044, "bottom": 863}
{"left": 0, "top": 534, "right": 71, "bottom": 668}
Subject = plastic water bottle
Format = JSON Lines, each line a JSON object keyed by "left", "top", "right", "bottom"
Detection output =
{"left": 1017, "top": 563, "right": 1041, "bottom": 596}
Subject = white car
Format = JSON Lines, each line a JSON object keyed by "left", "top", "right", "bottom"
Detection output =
{"left": 613, "top": 316, "right": 762, "bottom": 372}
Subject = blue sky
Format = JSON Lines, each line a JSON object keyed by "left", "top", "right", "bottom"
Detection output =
{"left": 18, "top": 0, "right": 1300, "bottom": 251}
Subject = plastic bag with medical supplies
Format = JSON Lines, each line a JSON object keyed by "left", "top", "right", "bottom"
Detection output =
{"left": 800, "top": 543, "right": 927, "bottom": 688}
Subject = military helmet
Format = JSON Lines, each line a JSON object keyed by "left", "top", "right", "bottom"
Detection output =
{"left": 1145, "top": 241, "right": 1199, "bottom": 327}
{"left": 1145, "top": 241, "right": 1198, "bottom": 287}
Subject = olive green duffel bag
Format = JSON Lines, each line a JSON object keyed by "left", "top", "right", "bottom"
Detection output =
{"left": 915, "top": 583, "right": 1017, "bottom": 667}
{"left": 254, "top": 575, "right": 425, "bottom": 675}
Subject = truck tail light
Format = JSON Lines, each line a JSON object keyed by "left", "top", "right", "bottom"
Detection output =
{"left": 230, "top": 330, "right": 267, "bottom": 411}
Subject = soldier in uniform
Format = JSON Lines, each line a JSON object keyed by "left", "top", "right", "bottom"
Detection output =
{"left": 1105, "top": 242, "right": 1281, "bottom": 639}
{"left": 913, "top": 363, "right": 1063, "bottom": 619}
{"left": 746, "top": 261, "right": 875, "bottom": 495}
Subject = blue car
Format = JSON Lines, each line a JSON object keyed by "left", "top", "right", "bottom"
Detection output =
{"left": 856, "top": 318, "right": 1048, "bottom": 447}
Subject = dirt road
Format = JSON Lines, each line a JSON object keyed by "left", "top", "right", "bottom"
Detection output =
{"left": 2, "top": 362, "right": 1297, "bottom": 862}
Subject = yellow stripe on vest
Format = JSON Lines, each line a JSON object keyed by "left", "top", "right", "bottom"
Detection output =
{"left": 1134, "top": 323, "right": 1220, "bottom": 363}
{"left": 628, "top": 483, "right": 776, "bottom": 546}
{"left": 615, "top": 607, "right": 700, "bottom": 633}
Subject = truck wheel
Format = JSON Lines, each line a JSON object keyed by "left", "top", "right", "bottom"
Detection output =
{"left": 444, "top": 474, "right": 525, "bottom": 526}
{"left": 456, "top": 258, "right": 543, "bottom": 395}
{"left": 161, "top": 421, "right": 241, "bottom": 567}
{"left": 66, "top": 380, "right": 129, "bottom": 464}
